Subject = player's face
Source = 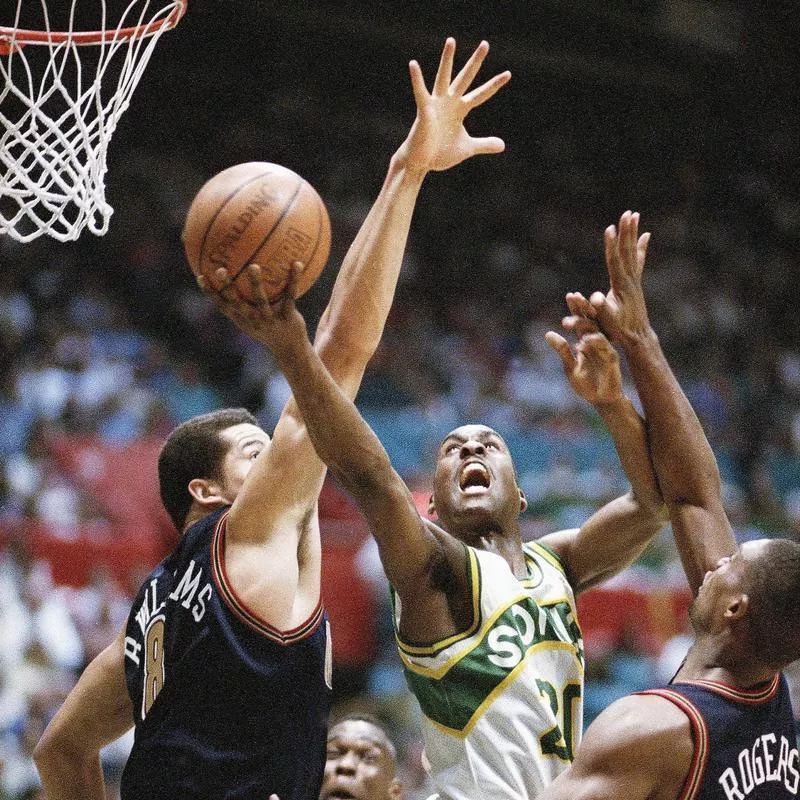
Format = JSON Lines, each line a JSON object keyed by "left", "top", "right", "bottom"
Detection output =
{"left": 689, "top": 540, "right": 766, "bottom": 632}
{"left": 320, "top": 720, "right": 399, "bottom": 800}
{"left": 216, "top": 423, "right": 270, "bottom": 503}
{"left": 431, "top": 424, "right": 525, "bottom": 534}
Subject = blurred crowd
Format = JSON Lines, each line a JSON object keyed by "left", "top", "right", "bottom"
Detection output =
{"left": 1, "top": 144, "right": 799, "bottom": 794}
{"left": 2, "top": 4, "right": 800, "bottom": 796}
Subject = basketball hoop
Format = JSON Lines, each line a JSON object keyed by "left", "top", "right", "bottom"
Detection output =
{"left": 0, "top": 1, "right": 188, "bottom": 242}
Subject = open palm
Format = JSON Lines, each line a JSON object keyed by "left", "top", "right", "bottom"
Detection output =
{"left": 398, "top": 38, "right": 511, "bottom": 175}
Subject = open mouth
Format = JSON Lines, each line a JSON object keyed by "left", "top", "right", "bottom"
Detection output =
{"left": 459, "top": 461, "right": 490, "bottom": 491}
{"left": 325, "top": 791, "right": 357, "bottom": 800}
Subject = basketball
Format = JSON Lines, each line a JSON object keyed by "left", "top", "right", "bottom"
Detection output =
{"left": 182, "top": 162, "right": 332, "bottom": 303}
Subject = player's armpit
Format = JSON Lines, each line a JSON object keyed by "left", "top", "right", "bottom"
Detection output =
{"left": 34, "top": 629, "right": 133, "bottom": 800}
{"left": 537, "top": 693, "right": 694, "bottom": 800}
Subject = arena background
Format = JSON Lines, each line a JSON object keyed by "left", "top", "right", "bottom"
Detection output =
{"left": 1, "top": 3, "right": 798, "bottom": 798}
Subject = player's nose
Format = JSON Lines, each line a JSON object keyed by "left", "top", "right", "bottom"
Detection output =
{"left": 460, "top": 439, "right": 485, "bottom": 457}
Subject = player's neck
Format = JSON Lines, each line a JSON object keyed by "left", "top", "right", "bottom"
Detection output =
{"left": 182, "top": 503, "right": 215, "bottom": 535}
{"left": 676, "top": 642, "right": 778, "bottom": 689}
{"left": 462, "top": 526, "right": 526, "bottom": 577}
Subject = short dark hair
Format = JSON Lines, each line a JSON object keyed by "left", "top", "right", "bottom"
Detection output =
{"left": 158, "top": 408, "right": 258, "bottom": 531}
{"left": 328, "top": 713, "right": 397, "bottom": 761}
{"left": 744, "top": 538, "right": 800, "bottom": 668}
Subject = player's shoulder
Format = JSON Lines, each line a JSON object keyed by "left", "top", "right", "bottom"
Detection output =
{"left": 583, "top": 691, "right": 695, "bottom": 764}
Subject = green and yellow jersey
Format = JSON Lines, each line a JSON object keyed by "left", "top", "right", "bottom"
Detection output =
{"left": 392, "top": 541, "right": 584, "bottom": 800}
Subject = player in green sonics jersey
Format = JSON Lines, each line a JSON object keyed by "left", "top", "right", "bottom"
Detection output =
{"left": 198, "top": 263, "right": 667, "bottom": 798}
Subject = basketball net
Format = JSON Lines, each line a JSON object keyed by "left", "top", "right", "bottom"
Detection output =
{"left": 0, "top": 1, "right": 187, "bottom": 242}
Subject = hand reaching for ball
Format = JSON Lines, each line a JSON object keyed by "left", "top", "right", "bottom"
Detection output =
{"left": 197, "top": 262, "right": 311, "bottom": 358}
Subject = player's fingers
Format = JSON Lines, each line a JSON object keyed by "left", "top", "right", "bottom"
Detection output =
{"left": 624, "top": 211, "right": 638, "bottom": 267}
{"left": 463, "top": 70, "right": 511, "bottom": 109}
{"left": 579, "top": 332, "right": 618, "bottom": 364}
{"left": 433, "top": 37, "right": 456, "bottom": 95}
{"left": 604, "top": 225, "right": 621, "bottom": 288}
{"left": 589, "top": 290, "right": 608, "bottom": 312}
{"left": 214, "top": 267, "right": 239, "bottom": 302}
{"left": 637, "top": 231, "right": 651, "bottom": 271}
{"left": 195, "top": 273, "right": 212, "bottom": 295}
{"left": 467, "top": 135, "right": 506, "bottom": 155}
{"left": 286, "top": 261, "right": 304, "bottom": 300}
{"left": 565, "top": 292, "right": 596, "bottom": 318}
{"left": 544, "top": 331, "right": 575, "bottom": 371}
{"left": 245, "top": 264, "right": 271, "bottom": 309}
{"left": 451, "top": 39, "right": 489, "bottom": 95}
{"left": 408, "top": 60, "right": 429, "bottom": 107}
{"left": 570, "top": 316, "right": 600, "bottom": 338}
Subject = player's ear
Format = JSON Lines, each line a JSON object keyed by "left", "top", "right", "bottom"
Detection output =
{"left": 188, "top": 477, "right": 227, "bottom": 509}
{"left": 724, "top": 593, "right": 749, "bottom": 621}
{"left": 518, "top": 486, "right": 527, "bottom": 514}
{"left": 427, "top": 494, "right": 437, "bottom": 518}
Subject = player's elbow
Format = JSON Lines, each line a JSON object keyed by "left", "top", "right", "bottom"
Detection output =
{"left": 33, "top": 724, "right": 70, "bottom": 775}
{"left": 314, "top": 327, "right": 375, "bottom": 386}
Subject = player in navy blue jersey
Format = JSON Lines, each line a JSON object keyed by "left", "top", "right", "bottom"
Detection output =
{"left": 534, "top": 211, "right": 800, "bottom": 800}
{"left": 32, "top": 38, "right": 511, "bottom": 800}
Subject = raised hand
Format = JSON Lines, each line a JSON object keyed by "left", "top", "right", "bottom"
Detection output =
{"left": 196, "top": 264, "right": 309, "bottom": 357}
{"left": 544, "top": 330, "right": 624, "bottom": 409}
{"left": 589, "top": 210, "right": 652, "bottom": 342}
{"left": 558, "top": 291, "right": 601, "bottom": 337}
{"left": 396, "top": 37, "right": 511, "bottom": 177}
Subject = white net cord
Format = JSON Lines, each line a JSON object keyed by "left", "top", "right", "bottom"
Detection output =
{"left": 0, "top": 1, "right": 186, "bottom": 242}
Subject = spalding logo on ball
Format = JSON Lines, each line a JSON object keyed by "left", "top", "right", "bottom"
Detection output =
{"left": 183, "top": 162, "right": 332, "bottom": 303}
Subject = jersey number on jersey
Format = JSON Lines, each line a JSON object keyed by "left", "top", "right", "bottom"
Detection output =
{"left": 142, "top": 616, "right": 166, "bottom": 718}
{"left": 536, "top": 679, "right": 581, "bottom": 762}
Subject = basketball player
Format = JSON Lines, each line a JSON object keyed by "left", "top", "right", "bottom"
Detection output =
{"left": 200, "top": 235, "right": 669, "bottom": 800}
{"left": 534, "top": 211, "right": 800, "bottom": 800}
{"left": 32, "top": 38, "right": 511, "bottom": 800}
{"left": 320, "top": 715, "right": 404, "bottom": 800}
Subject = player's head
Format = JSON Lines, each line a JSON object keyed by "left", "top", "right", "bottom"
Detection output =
{"left": 320, "top": 714, "right": 402, "bottom": 800}
{"left": 689, "top": 538, "right": 800, "bottom": 669}
{"left": 158, "top": 408, "right": 266, "bottom": 531}
{"left": 429, "top": 424, "right": 526, "bottom": 540}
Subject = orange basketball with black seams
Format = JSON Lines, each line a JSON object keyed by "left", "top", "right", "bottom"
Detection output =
{"left": 183, "top": 162, "right": 331, "bottom": 303}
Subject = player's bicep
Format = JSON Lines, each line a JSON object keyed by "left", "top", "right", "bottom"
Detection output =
{"left": 342, "top": 466, "right": 441, "bottom": 592}
{"left": 670, "top": 500, "right": 736, "bottom": 595}
{"left": 228, "top": 401, "right": 325, "bottom": 540}
{"left": 539, "top": 694, "right": 693, "bottom": 800}
{"left": 541, "top": 492, "right": 663, "bottom": 593}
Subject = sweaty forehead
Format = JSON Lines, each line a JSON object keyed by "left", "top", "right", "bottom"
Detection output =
{"left": 328, "top": 720, "right": 391, "bottom": 755}
{"left": 222, "top": 423, "right": 270, "bottom": 448}
{"left": 442, "top": 424, "right": 502, "bottom": 445}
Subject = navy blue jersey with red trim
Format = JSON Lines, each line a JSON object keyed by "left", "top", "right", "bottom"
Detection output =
{"left": 121, "top": 507, "right": 332, "bottom": 800}
{"left": 640, "top": 674, "right": 799, "bottom": 800}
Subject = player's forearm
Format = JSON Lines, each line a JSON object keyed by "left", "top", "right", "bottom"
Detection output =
{"left": 314, "top": 153, "right": 425, "bottom": 389}
{"left": 274, "top": 334, "right": 393, "bottom": 493}
{"left": 34, "top": 747, "right": 105, "bottom": 800}
{"left": 594, "top": 394, "right": 665, "bottom": 517}
{"left": 619, "top": 327, "right": 721, "bottom": 511}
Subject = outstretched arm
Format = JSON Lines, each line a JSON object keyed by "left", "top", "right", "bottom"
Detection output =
{"left": 539, "top": 325, "right": 666, "bottom": 592}
{"left": 587, "top": 211, "right": 736, "bottom": 594}
{"left": 224, "top": 38, "right": 510, "bottom": 540}
{"left": 218, "top": 268, "right": 464, "bottom": 603}
{"left": 536, "top": 693, "right": 694, "bottom": 800}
